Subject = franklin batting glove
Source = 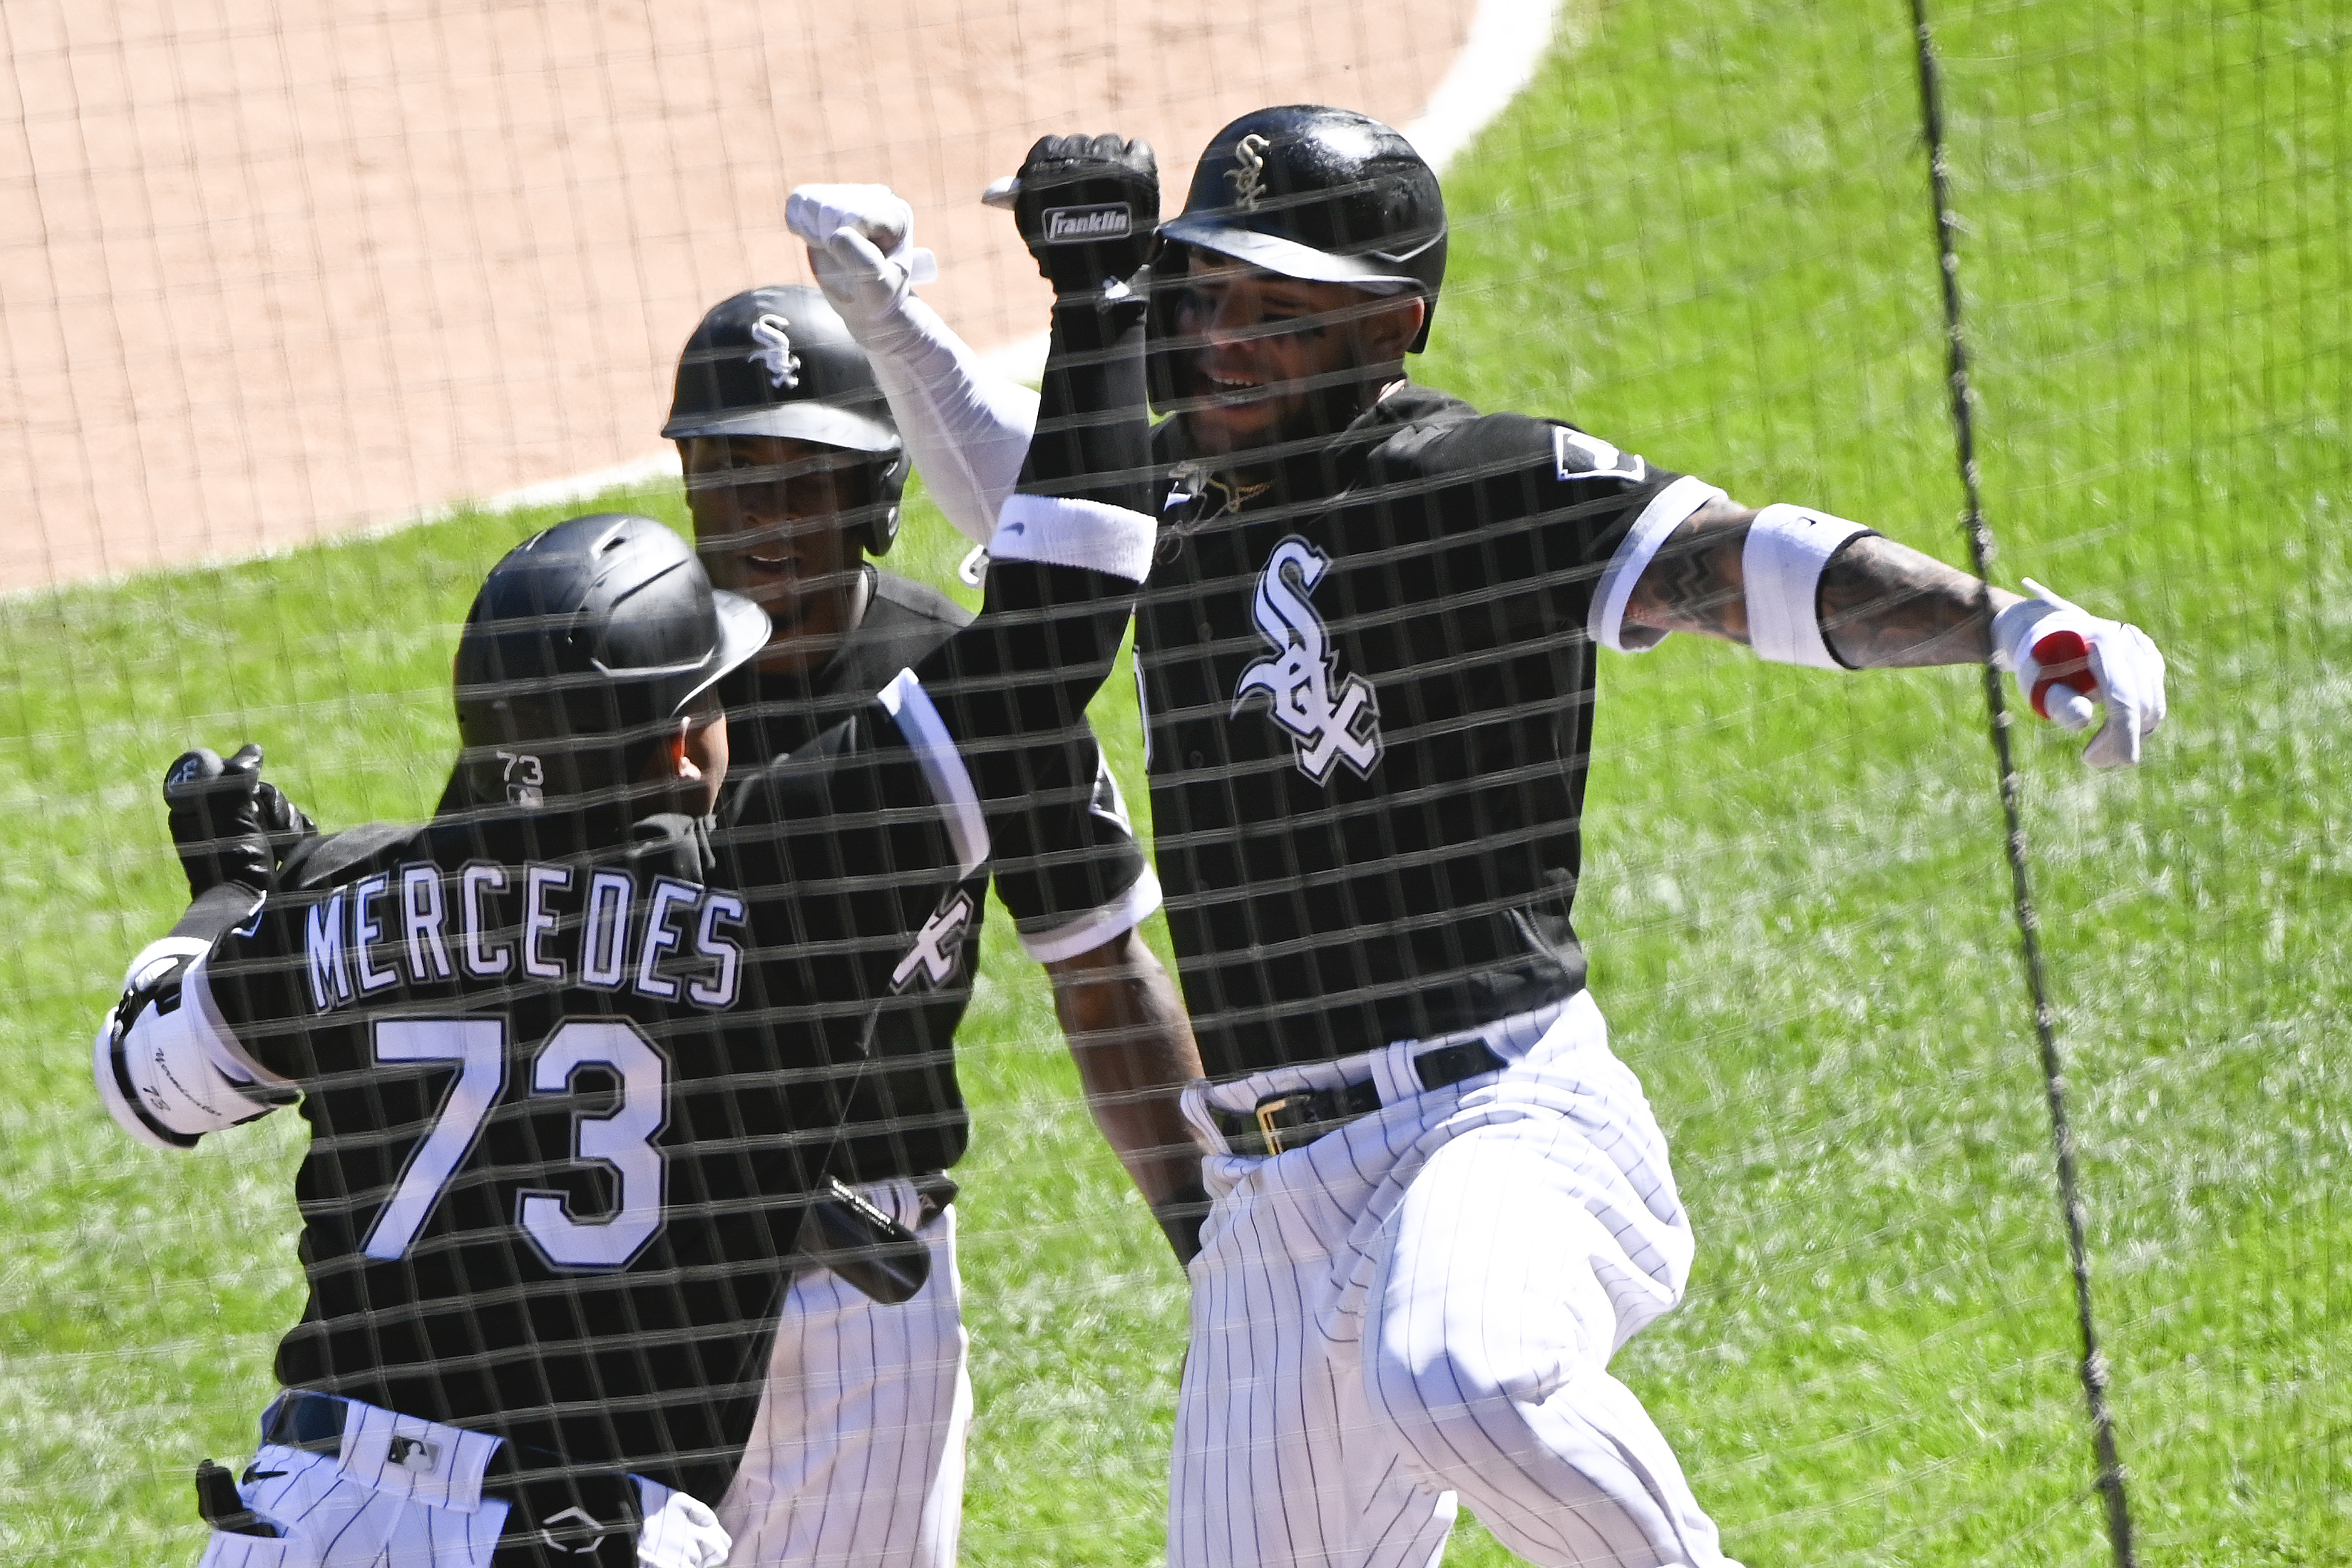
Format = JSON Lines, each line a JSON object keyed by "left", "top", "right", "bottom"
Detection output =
{"left": 1993, "top": 579, "right": 2169, "bottom": 768}
{"left": 1011, "top": 133, "right": 1159, "bottom": 298}
{"left": 163, "top": 743, "right": 317, "bottom": 899}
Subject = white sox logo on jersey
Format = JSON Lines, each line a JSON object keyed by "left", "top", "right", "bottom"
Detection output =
{"left": 1232, "top": 536, "right": 1382, "bottom": 784}
{"left": 892, "top": 891, "right": 974, "bottom": 992}
{"left": 749, "top": 314, "right": 801, "bottom": 389}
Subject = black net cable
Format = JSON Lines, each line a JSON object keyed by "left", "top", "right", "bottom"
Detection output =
{"left": 1904, "top": 2, "right": 2142, "bottom": 1562}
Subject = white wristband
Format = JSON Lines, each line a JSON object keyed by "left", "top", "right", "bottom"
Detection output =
{"left": 1742, "top": 504, "right": 1873, "bottom": 668}
{"left": 990, "top": 494, "right": 1156, "bottom": 585}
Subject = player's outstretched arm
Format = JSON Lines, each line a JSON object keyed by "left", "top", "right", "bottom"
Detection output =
{"left": 97, "top": 747, "right": 304, "bottom": 1151}
{"left": 1619, "top": 497, "right": 2167, "bottom": 766}
{"left": 787, "top": 184, "right": 1040, "bottom": 546}
{"left": 1047, "top": 929, "right": 1212, "bottom": 1265}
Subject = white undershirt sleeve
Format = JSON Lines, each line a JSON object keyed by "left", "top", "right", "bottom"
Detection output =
{"left": 854, "top": 292, "right": 1041, "bottom": 546}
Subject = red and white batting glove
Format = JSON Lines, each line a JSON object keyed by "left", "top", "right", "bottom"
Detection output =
{"left": 1992, "top": 578, "right": 2168, "bottom": 768}
{"left": 785, "top": 182, "right": 937, "bottom": 285}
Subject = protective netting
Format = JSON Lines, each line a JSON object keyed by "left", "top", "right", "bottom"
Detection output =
{"left": 3, "top": 1, "right": 2347, "bottom": 1565}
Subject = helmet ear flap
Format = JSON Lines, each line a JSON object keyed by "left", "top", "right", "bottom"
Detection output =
{"left": 860, "top": 451, "right": 909, "bottom": 556}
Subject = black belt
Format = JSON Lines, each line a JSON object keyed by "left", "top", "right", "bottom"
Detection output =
{"left": 261, "top": 1389, "right": 347, "bottom": 1455}
{"left": 263, "top": 1390, "right": 557, "bottom": 1484}
{"left": 1213, "top": 1038, "right": 1506, "bottom": 1159}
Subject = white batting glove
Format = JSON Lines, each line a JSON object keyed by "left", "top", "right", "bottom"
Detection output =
{"left": 632, "top": 1480, "right": 731, "bottom": 1568}
{"left": 1991, "top": 578, "right": 2168, "bottom": 768}
{"left": 802, "top": 226, "right": 918, "bottom": 341}
{"left": 786, "top": 182, "right": 938, "bottom": 285}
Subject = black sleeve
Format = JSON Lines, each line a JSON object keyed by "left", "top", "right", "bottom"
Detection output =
{"left": 986, "top": 723, "right": 1152, "bottom": 962}
{"left": 900, "top": 269, "right": 1155, "bottom": 803}
{"left": 1415, "top": 414, "right": 1705, "bottom": 640}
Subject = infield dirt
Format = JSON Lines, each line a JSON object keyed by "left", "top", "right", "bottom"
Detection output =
{"left": 0, "top": 0, "right": 1476, "bottom": 592}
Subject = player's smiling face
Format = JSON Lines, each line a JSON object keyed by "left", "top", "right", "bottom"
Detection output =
{"left": 1171, "top": 254, "right": 1426, "bottom": 458}
{"left": 681, "top": 435, "right": 874, "bottom": 678}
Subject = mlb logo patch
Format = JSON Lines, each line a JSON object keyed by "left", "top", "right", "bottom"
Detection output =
{"left": 1553, "top": 426, "right": 1647, "bottom": 484}
{"left": 1044, "top": 204, "right": 1133, "bottom": 243}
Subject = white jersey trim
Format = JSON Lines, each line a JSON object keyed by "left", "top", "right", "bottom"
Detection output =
{"left": 1014, "top": 863, "right": 1164, "bottom": 964}
{"left": 990, "top": 494, "right": 1156, "bottom": 586}
{"left": 1586, "top": 475, "right": 1726, "bottom": 654}
{"left": 878, "top": 668, "right": 989, "bottom": 879}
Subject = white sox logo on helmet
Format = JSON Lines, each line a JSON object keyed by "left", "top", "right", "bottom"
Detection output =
{"left": 1224, "top": 133, "right": 1271, "bottom": 211}
{"left": 1232, "top": 536, "right": 1382, "bottom": 783}
{"left": 749, "top": 314, "right": 801, "bottom": 390}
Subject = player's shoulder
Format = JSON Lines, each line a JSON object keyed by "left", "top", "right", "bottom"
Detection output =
{"left": 867, "top": 568, "right": 974, "bottom": 631}
{"left": 818, "top": 570, "right": 972, "bottom": 701}
{"left": 1379, "top": 389, "right": 1657, "bottom": 491}
{"left": 277, "top": 821, "right": 424, "bottom": 891}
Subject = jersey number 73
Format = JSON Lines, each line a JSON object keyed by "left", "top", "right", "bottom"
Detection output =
{"left": 360, "top": 1017, "right": 668, "bottom": 1271}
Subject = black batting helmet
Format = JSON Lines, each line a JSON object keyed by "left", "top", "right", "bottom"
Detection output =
{"left": 662, "top": 285, "right": 909, "bottom": 555}
{"left": 1159, "top": 105, "right": 1447, "bottom": 353}
{"left": 453, "top": 513, "right": 768, "bottom": 810}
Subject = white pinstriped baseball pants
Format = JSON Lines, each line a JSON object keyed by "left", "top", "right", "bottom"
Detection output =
{"left": 715, "top": 1181, "right": 971, "bottom": 1568}
{"left": 1172, "top": 992, "right": 1741, "bottom": 1568}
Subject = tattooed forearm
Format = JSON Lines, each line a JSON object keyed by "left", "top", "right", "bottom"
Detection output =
{"left": 1818, "top": 534, "right": 2020, "bottom": 668}
{"left": 1618, "top": 499, "right": 1754, "bottom": 643}
{"left": 1620, "top": 502, "right": 2022, "bottom": 667}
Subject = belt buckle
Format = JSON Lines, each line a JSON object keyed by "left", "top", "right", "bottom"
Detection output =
{"left": 1253, "top": 1096, "right": 1296, "bottom": 1157}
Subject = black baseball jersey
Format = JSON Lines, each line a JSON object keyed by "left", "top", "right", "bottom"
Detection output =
{"left": 712, "top": 567, "right": 1152, "bottom": 1183}
{"left": 1136, "top": 384, "right": 1706, "bottom": 1079}
{"left": 173, "top": 546, "right": 1140, "bottom": 1499}
{"left": 194, "top": 787, "right": 968, "bottom": 1504}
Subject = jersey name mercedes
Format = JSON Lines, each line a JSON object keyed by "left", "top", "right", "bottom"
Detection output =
{"left": 295, "top": 859, "right": 746, "bottom": 1014}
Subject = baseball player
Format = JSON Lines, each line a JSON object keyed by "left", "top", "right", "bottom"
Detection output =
{"left": 102, "top": 281, "right": 1164, "bottom": 1567}
{"left": 234, "top": 282, "right": 1203, "bottom": 1565}
{"left": 651, "top": 281, "right": 1204, "bottom": 1567}
{"left": 794, "top": 111, "right": 2168, "bottom": 1566}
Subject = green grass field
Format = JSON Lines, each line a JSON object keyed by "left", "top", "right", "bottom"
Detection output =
{"left": 3, "top": 0, "right": 2346, "bottom": 1562}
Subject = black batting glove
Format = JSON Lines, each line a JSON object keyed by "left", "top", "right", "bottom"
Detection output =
{"left": 1012, "top": 134, "right": 1159, "bottom": 297}
{"left": 163, "top": 743, "right": 317, "bottom": 900}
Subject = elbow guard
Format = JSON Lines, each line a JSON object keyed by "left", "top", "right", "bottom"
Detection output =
{"left": 1741, "top": 504, "right": 1875, "bottom": 667}
{"left": 94, "top": 938, "right": 289, "bottom": 1152}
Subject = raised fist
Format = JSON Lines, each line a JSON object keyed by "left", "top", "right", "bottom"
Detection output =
{"left": 1009, "top": 133, "right": 1159, "bottom": 297}
{"left": 785, "top": 184, "right": 938, "bottom": 283}
{"left": 163, "top": 743, "right": 317, "bottom": 899}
